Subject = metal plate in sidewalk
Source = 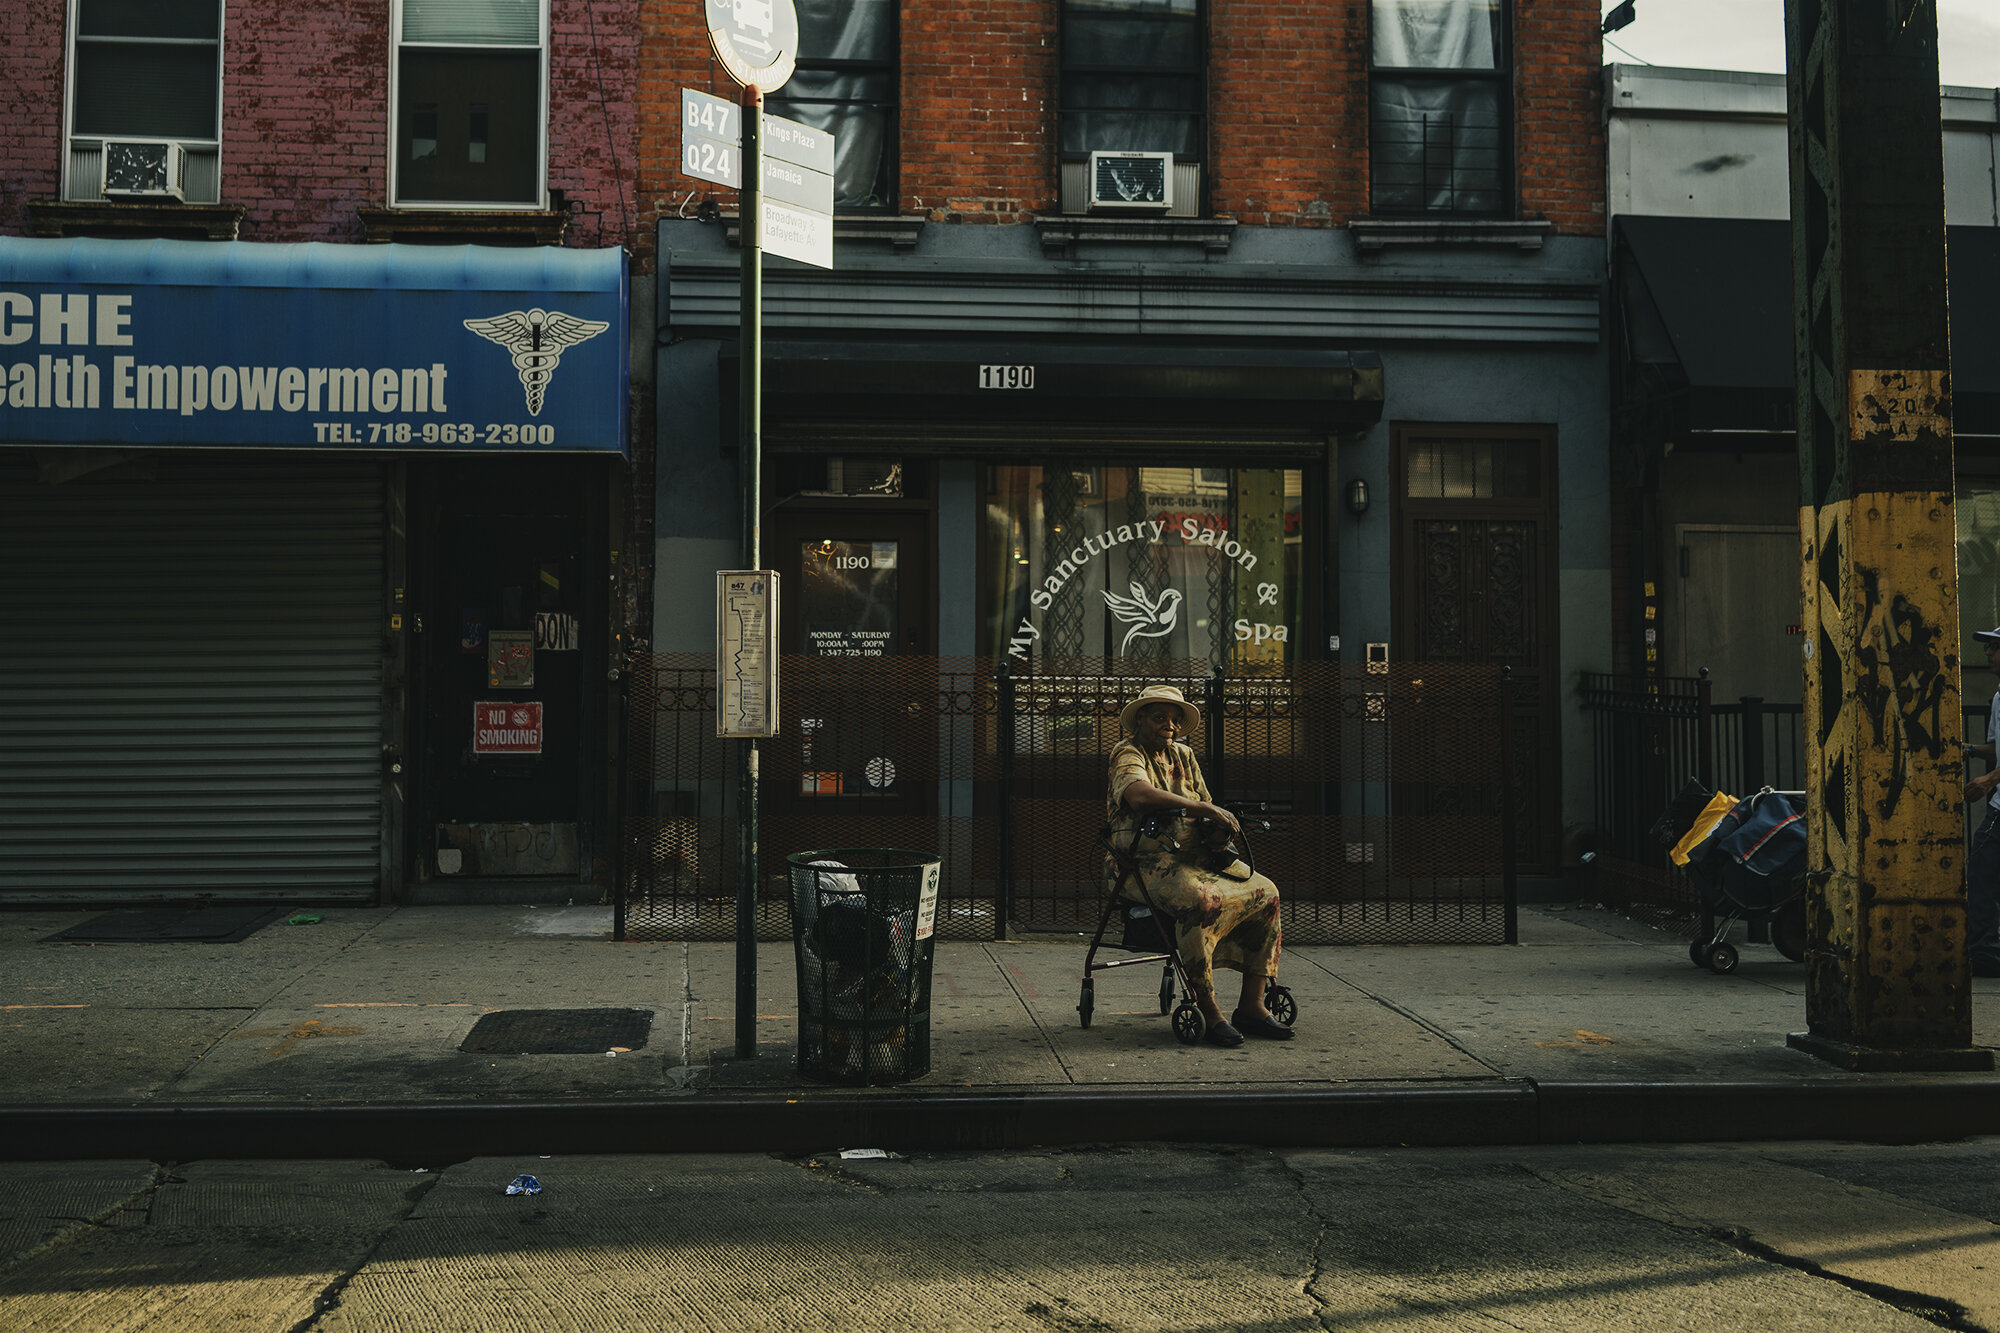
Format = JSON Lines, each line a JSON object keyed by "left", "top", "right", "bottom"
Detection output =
{"left": 460, "top": 1008, "right": 654, "bottom": 1054}
{"left": 46, "top": 906, "right": 285, "bottom": 943}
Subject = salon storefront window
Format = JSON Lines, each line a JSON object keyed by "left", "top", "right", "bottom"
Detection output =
{"left": 986, "top": 465, "right": 1304, "bottom": 671}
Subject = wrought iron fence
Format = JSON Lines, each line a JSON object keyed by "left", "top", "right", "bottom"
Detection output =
{"left": 616, "top": 655, "right": 1525, "bottom": 945}
{"left": 1579, "top": 670, "right": 1990, "bottom": 932}
{"left": 616, "top": 655, "right": 995, "bottom": 942}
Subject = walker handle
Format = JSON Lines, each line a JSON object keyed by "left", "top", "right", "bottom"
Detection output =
{"left": 1220, "top": 800, "right": 1271, "bottom": 832}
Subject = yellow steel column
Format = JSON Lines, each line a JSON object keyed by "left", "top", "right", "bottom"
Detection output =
{"left": 1784, "top": 0, "right": 1990, "bottom": 1069}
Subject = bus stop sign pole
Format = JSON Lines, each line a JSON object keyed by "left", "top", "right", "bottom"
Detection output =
{"left": 736, "top": 82, "right": 763, "bottom": 1061}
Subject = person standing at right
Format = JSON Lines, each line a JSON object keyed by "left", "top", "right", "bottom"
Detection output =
{"left": 1962, "top": 627, "right": 2000, "bottom": 977}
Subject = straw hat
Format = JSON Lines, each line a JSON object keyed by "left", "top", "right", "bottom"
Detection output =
{"left": 1118, "top": 684, "right": 1199, "bottom": 737}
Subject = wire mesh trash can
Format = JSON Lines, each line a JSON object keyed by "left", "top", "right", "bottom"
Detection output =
{"left": 787, "top": 848, "right": 941, "bottom": 1085}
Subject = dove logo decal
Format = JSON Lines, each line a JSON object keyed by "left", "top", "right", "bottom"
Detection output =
{"left": 463, "top": 308, "right": 610, "bottom": 416}
{"left": 1001, "top": 516, "right": 1268, "bottom": 659}
{"left": 1103, "top": 583, "right": 1183, "bottom": 655}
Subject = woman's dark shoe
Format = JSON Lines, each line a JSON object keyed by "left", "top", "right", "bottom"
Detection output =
{"left": 1202, "top": 1020, "right": 1245, "bottom": 1048}
{"left": 1232, "top": 1009, "right": 1295, "bottom": 1040}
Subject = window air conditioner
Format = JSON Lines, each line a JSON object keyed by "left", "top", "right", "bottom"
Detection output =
{"left": 1087, "top": 151, "right": 1173, "bottom": 212}
{"left": 100, "top": 141, "right": 188, "bottom": 200}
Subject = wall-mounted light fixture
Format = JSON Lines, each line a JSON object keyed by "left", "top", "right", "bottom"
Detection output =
{"left": 1345, "top": 478, "right": 1371, "bottom": 516}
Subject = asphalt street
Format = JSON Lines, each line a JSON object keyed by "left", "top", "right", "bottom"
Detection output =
{"left": 3, "top": 1139, "right": 1998, "bottom": 1331}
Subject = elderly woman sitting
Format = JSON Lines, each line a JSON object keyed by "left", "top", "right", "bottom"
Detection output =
{"left": 1105, "top": 684, "right": 1291, "bottom": 1048}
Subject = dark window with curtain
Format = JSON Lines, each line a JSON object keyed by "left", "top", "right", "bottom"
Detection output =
{"left": 1058, "top": 0, "right": 1206, "bottom": 162}
{"left": 394, "top": 0, "right": 543, "bottom": 207}
{"left": 1369, "top": 0, "right": 1509, "bottom": 215}
{"left": 767, "top": 0, "right": 897, "bottom": 210}
{"left": 71, "top": 0, "right": 221, "bottom": 141}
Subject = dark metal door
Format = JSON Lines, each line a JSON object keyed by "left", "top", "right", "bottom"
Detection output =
{"left": 414, "top": 458, "right": 599, "bottom": 880}
{"left": 764, "top": 508, "right": 935, "bottom": 825}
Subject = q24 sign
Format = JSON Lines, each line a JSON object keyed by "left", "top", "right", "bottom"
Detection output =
{"left": 681, "top": 88, "right": 742, "bottom": 189}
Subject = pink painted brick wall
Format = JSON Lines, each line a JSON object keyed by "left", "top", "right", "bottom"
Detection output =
{"left": 548, "top": 0, "right": 641, "bottom": 250}
{"left": 219, "top": 0, "right": 387, "bottom": 242}
{"left": 0, "top": 3, "right": 68, "bottom": 237}
{"left": 0, "top": 0, "right": 640, "bottom": 249}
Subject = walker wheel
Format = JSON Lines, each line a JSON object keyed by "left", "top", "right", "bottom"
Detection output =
{"left": 1170, "top": 1002, "right": 1206, "bottom": 1046}
{"left": 1266, "top": 982, "right": 1298, "bottom": 1027}
{"left": 1078, "top": 978, "right": 1094, "bottom": 1029}
{"left": 1158, "top": 963, "right": 1176, "bottom": 1014}
{"left": 1690, "top": 939, "right": 1711, "bottom": 969}
{"left": 1707, "top": 942, "right": 1740, "bottom": 975}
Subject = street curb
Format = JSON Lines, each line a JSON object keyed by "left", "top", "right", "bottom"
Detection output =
{"left": 6, "top": 1080, "right": 1999, "bottom": 1161}
{"left": 1534, "top": 1080, "right": 2000, "bottom": 1145}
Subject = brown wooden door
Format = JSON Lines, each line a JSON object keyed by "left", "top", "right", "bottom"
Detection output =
{"left": 1391, "top": 427, "right": 1559, "bottom": 872}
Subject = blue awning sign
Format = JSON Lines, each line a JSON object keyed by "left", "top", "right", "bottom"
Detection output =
{"left": 0, "top": 238, "right": 629, "bottom": 454}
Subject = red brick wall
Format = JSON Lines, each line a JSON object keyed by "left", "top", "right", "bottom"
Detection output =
{"left": 1209, "top": 0, "right": 1364, "bottom": 226}
{"left": 902, "top": 0, "right": 1058, "bottom": 222}
{"left": 634, "top": 10, "right": 725, "bottom": 273}
{"left": 637, "top": 0, "right": 1063, "bottom": 239}
{"left": 1515, "top": 0, "right": 1607, "bottom": 235}
{"left": 635, "top": 0, "right": 1603, "bottom": 238}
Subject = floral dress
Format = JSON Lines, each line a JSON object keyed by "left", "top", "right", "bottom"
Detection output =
{"left": 1105, "top": 738, "right": 1282, "bottom": 1009}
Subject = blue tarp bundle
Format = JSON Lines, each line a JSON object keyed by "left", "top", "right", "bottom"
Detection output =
{"left": 1681, "top": 787, "right": 1808, "bottom": 912}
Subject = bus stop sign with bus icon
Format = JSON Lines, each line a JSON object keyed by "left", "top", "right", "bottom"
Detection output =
{"left": 704, "top": 0, "right": 797, "bottom": 92}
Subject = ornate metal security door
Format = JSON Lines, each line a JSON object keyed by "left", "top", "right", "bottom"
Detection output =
{"left": 1393, "top": 426, "right": 1558, "bottom": 871}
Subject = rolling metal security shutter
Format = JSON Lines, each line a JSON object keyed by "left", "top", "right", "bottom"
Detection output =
{"left": 1, "top": 455, "right": 387, "bottom": 903}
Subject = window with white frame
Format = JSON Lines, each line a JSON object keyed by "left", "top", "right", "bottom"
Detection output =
{"left": 1369, "top": 0, "right": 1509, "bottom": 215}
{"left": 66, "top": 0, "right": 223, "bottom": 204}
{"left": 766, "top": 0, "right": 897, "bottom": 210}
{"left": 393, "top": 0, "right": 546, "bottom": 208}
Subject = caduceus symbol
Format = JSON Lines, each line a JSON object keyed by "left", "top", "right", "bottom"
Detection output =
{"left": 463, "top": 308, "right": 610, "bottom": 416}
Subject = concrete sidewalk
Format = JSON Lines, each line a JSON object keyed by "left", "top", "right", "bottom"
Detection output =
{"left": 4, "top": 902, "right": 1998, "bottom": 1158}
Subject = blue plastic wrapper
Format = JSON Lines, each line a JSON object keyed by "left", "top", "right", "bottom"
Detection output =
{"left": 504, "top": 1174, "right": 543, "bottom": 1196}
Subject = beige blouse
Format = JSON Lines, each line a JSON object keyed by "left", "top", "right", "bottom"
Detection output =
{"left": 1107, "top": 738, "right": 1210, "bottom": 828}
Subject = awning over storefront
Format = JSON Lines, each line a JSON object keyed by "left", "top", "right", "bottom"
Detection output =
{"left": 0, "top": 237, "right": 628, "bottom": 453}
{"left": 1614, "top": 216, "right": 2000, "bottom": 447}
{"left": 721, "top": 340, "right": 1385, "bottom": 457}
